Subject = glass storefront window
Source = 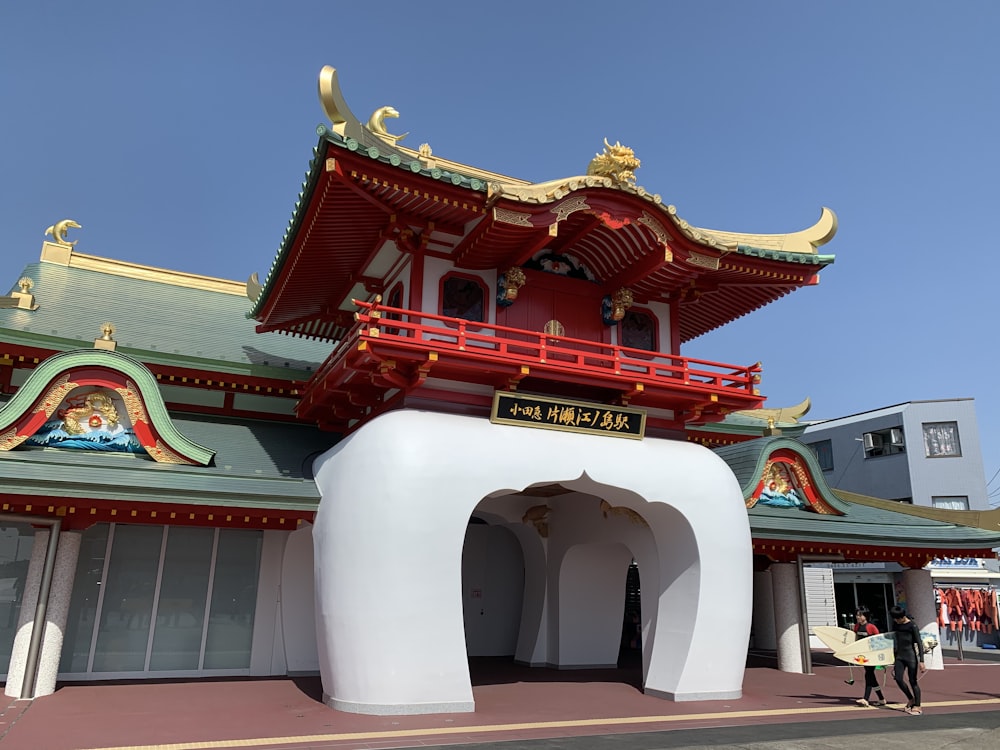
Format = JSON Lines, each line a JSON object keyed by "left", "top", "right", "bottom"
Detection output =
{"left": 92, "top": 525, "right": 163, "bottom": 672}
{"left": 60, "top": 524, "right": 109, "bottom": 673}
{"left": 149, "top": 527, "right": 214, "bottom": 671}
{"left": 59, "top": 523, "right": 262, "bottom": 677}
{"left": 0, "top": 524, "right": 35, "bottom": 675}
{"left": 203, "top": 529, "right": 262, "bottom": 669}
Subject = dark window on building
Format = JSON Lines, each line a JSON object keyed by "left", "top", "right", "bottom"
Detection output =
{"left": 863, "top": 427, "right": 906, "bottom": 458}
{"left": 441, "top": 275, "right": 485, "bottom": 323}
{"left": 807, "top": 439, "right": 834, "bottom": 471}
{"left": 385, "top": 282, "right": 404, "bottom": 334}
{"left": 621, "top": 309, "right": 657, "bottom": 352}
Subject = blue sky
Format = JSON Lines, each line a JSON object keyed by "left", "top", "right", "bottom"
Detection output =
{"left": 3, "top": 2, "right": 1000, "bottom": 499}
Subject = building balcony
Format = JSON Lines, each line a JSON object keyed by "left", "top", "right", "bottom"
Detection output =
{"left": 298, "top": 299, "right": 764, "bottom": 431}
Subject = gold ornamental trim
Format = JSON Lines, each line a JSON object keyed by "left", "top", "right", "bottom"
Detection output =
{"left": 686, "top": 253, "right": 720, "bottom": 271}
{"left": 551, "top": 196, "right": 591, "bottom": 223}
{"left": 493, "top": 207, "right": 533, "bottom": 227}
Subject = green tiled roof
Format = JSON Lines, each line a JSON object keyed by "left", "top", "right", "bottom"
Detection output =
{"left": 0, "top": 412, "right": 335, "bottom": 511}
{"left": 248, "top": 129, "right": 493, "bottom": 321}
{"left": 714, "top": 436, "right": 1000, "bottom": 549}
{"left": 1, "top": 261, "right": 332, "bottom": 379}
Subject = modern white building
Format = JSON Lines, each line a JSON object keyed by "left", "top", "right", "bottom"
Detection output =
{"left": 801, "top": 399, "right": 989, "bottom": 511}
{"left": 802, "top": 400, "right": 1000, "bottom": 651}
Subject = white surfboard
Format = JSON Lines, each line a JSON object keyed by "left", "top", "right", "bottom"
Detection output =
{"left": 833, "top": 630, "right": 939, "bottom": 667}
{"left": 834, "top": 633, "right": 895, "bottom": 666}
{"left": 813, "top": 625, "right": 856, "bottom": 651}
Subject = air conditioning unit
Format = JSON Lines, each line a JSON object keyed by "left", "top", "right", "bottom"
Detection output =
{"left": 890, "top": 428, "right": 905, "bottom": 446}
{"left": 863, "top": 433, "right": 882, "bottom": 451}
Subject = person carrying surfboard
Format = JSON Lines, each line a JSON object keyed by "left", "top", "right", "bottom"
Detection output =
{"left": 853, "top": 608, "right": 887, "bottom": 707}
{"left": 889, "top": 605, "right": 926, "bottom": 715}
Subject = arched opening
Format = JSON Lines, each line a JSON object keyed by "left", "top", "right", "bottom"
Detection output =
{"left": 460, "top": 494, "right": 648, "bottom": 690}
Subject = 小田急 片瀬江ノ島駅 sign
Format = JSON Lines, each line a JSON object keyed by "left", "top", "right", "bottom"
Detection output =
{"left": 490, "top": 392, "right": 645, "bottom": 439}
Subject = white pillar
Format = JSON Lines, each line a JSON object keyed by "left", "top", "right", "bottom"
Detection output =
{"left": 771, "top": 562, "right": 804, "bottom": 673}
{"left": 5, "top": 530, "right": 81, "bottom": 698}
{"left": 902, "top": 567, "right": 943, "bottom": 670}
{"left": 752, "top": 569, "right": 777, "bottom": 650}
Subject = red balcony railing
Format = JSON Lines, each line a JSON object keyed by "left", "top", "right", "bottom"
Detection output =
{"left": 304, "top": 299, "right": 763, "bottom": 423}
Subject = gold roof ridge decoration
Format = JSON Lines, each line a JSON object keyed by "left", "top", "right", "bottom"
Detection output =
{"left": 39, "top": 243, "right": 247, "bottom": 296}
{"left": 44, "top": 219, "right": 81, "bottom": 247}
{"left": 0, "top": 277, "right": 39, "bottom": 311}
{"left": 692, "top": 208, "right": 838, "bottom": 256}
{"left": 586, "top": 138, "right": 641, "bottom": 186}
{"left": 316, "top": 65, "right": 837, "bottom": 255}
{"left": 734, "top": 396, "right": 812, "bottom": 425}
{"left": 367, "top": 106, "right": 408, "bottom": 144}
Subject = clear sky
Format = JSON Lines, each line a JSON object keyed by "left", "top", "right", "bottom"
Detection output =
{"left": 3, "top": 2, "right": 999, "bottom": 500}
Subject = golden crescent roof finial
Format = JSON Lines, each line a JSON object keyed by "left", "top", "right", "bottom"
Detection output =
{"left": 318, "top": 65, "right": 363, "bottom": 139}
{"left": 691, "top": 208, "right": 838, "bottom": 255}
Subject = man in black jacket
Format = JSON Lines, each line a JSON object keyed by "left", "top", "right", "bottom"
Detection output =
{"left": 890, "top": 605, "right": 926, "bottom": 715}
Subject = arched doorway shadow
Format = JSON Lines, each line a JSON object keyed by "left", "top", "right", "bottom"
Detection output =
{"left": 462, "top": 498, "right": 647, "bottom": 692}
{"left": 467, "top": 657, "right": 644, "bottom": 690}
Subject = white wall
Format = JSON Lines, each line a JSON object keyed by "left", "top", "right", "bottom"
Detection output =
{"left": 311, "top": 408, "right": 753, "bottom": 714}
{"left": 281, "top": 524, "right": 319, "bottom": 673}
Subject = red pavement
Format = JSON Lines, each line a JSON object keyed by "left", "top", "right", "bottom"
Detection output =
{"left": 2, "top": 653, "right": 999, "bottom": 750}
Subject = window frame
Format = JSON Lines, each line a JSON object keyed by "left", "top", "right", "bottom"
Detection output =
{"left": 806, "top": 439, "right": 834, "bottom": 471}
{"left": 619, "top": 307, "right": 659, "bottom": 353}
{"left": 439, "top": 272, "right": 488, "bottom": 328}
{"left": 922, "top": 421, "right": 962, "bottom": 458}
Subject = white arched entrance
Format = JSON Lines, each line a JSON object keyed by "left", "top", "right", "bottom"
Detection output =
{"left": 312, "top": 409, "right": 752, "bottom": 715}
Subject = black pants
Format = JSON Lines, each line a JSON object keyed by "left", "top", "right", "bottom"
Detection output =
{"left": 863, "top": 665, "right": 884, "bottom": 702}
{"left": 893, "top": 659, "right": 920, "bottom": 707}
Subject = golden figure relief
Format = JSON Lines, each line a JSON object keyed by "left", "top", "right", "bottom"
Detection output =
{"left": 44, "top": 219, "right": 81, "bottom": 246}
{"left": 748, "top": 460, "right": 806, "bottom": 510}
{"left": 586, "top": 139, "right": 641, "bottom": 186}
{"left": 61, "top": 391, "right": 121, "bottom": 435}
{"left": 501, "top": 267, "right": 526, "bottom": 301}
{"left": 367, "top": 106, "right": 408, "bottom": 143}
{"left": 610, "top": 287, "right": 634, "bottom": 321}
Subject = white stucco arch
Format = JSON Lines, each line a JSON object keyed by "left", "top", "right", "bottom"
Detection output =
{"left": 312, "top": 409, "right": 752, "bottom": 715}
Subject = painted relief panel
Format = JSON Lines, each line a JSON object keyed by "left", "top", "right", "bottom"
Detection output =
{"left": 747, "top": 451, "right": 842, "bottom": 515}
{"left": 25, "top": 387, "right": 147, "bottom": 455}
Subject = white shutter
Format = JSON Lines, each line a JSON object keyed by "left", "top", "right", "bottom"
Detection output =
{"left": 804, "top": 565, "right": 838, "bottom": 631}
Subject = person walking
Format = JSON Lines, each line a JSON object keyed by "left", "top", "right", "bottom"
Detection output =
{"left": 890, "top": 605, "right": 926, "bottom": 715}
{"left": 853, "top": 607, "right": 887, "bottom": 707}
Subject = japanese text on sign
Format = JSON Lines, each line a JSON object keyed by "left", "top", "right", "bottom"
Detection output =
{"left": 490, "top": 392, "right": 645, "bottom": 439}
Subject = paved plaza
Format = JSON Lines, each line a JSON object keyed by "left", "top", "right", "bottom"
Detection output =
{"left": 1, "top": 651, "right": 999, "bottom": 750}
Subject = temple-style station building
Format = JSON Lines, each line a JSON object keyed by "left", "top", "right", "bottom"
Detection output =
{"left": 2, "top": 66, "right": 998, "bottom": 714}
